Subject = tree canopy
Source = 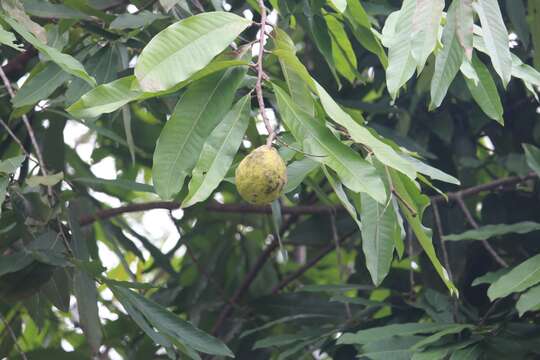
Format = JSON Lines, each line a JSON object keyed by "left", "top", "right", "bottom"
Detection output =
{"left": 1, "top": 0, "right": 540, "bottom": 359}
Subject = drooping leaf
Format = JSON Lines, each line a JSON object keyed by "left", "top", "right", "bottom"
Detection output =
{"left": 274, "top": 85, "right": 386, "bottom": 203}
{"left": 456, "top": 0, "right": 474, "bottom": 60}
{"left": 411, "top": 324, "right": 473, "bottom": 350}
{"left": 0, "top": 15, "right": 95, "bottom": 86}
{"left": 0, "top": 252, "right": 33, "bottom": 276}
{"left": 0, "top": 176, "right": 8, "bottom": 216}
{"left": 284, "top": 158, "right": 320, "bottom": 193}
{"left": 523, "top": 144, "right": 540, "bottom": 177}
{"left": 516, "top": 284, "right": 540, "bottom": 316}
{"left": 1, "top": 0, "right": 46, "bottom": 42}
{"left": 152, "top": 66, "right": 246, "bottom": 199}
{"left": 0, "top": 25, "right": 23, "bottom": 51}
{"left": 403, "top": 155, "right": 460, "bottom": 185}
{"left": 444, "top": 221, "right": 540, "bottom": 241}
{"left": 464, "top": 54, "right": 504, "bottom": 124}
{"left": 72, "top": 177, "right": 155, "bottom": 193}
{"left": 411, "top": 0, "right": 444, "bottom": 72}
{"left": 360, "top": 192, "right": 400, "bottom": 286}
{"left": 109, "top": 10, "right": 166, "bottom": 30}
{"left": 135, "top": 12, "right": 251, "bottom": 92}
{"left": 182, "top": 94, "right": 251, "bottom": 207}
{"left": 68, "top": 202, "right": 102, "bottom": 354}
{"left": 108, "top": 283, "right": 234, "bottom": 357}
{"left": 488, "top": 253, "right": 540, "bottom": 300}
{"left": 26, "top": 172, "right": 64, "bottom": 187}
{"left": 430, "top": 0, "right": 465, "bottom": 109}
{"left": 12, "top": 63, "right": 70, "bottom": 108}
{"left": 325, "top": 14, "right": 358, "bottom": 83}
{"left": 323, "top": 166, "right": 362, "bottom": 231}
{"left": 338, "top": 323, "right": 460, "bottom": 345}
{"left": 41, "top": 268, "right": 71, "bottom": 312}
{"left": 473, "top": 0, "right": 512, "bottom": 86}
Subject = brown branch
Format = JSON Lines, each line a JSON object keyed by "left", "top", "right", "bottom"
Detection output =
{"left": 0, "top": 118, "right": 28, "bottom": 156}
{"left": 79, "top": 202, "right": 343, "bottom": 226}
{"left": 455, "top": 195, "right": 508, "bottom": 267}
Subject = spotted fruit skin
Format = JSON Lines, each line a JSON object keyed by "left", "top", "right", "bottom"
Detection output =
{"left": 235, "top": 145, "right": 287, "bottom": 204}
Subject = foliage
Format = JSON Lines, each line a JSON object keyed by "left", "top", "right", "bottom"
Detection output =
{"left": 1, "top": 0, "right": 540, "bottom": 359}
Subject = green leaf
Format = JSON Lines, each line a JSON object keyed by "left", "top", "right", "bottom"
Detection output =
{"left": 384, "top": 0, "right": 417, "bottom": 99}
{"left": 253, "top": 331, "right": 318, "bottom": 349}
{"left": 411, "top": 324, "right": 473, "bottom": 350}
{"left": 389, "top": 170, "right": 457, "bottom": 295}
{"left": 403, "top": 155, "right": 460, "bottom": 185}
{"left": 456, "top": 0, "right": 474, "bottom": 60}
{"left": 135, "top": 11, "right": 251, "bottom": 92}
{"left": 361, "top": 336, "right": 421, "bottom": 360}
{"left": 274, "top": 29, "right": 315, "bottom": 116}
{"left": 68, "top": 202, "right": 102, "bottom": 354}
{"left": 108, "top": 283, "right": 234, "bottom": 357}
{"left": 471, "top": 268, "right": 509, "bottom": 286}
{"left": 182, "top": 94, "right": 251, "bottom": 207}
{"left": 488, "top": 253, "right": 540, "bottom": 300}
{"left": 430, "top": 0, "right": 465, "bottom": 109}
{"left": 67, "top": 60, "right": 247, "bottom": 118}
{"left": 325, "top": 14, "right": 358, "bottom": 83}
{"left": 450, "top": 344, "right": 483, "bottom": 360}
{"left": 323, "top": 166, "right": 362, "bottom": 231}
{"left": 0, "top": 176, "right": 7, "bottom": 216}
{"left": 523, "top": 144, "right": 540, "bottom": 177}
{"left": 473, "top": 0, "right": 512, "bottom": 86}
{"left": 22, "top": 0, "right": 88, "bottom": 19}
{"left": 315, "top": 82, "right": 417, "bottom": 180}
{"left": 338, "top": 323, "right": 459, "bottom": 345}
{"left": 274, "top": 85, "right": 386, "bottom": 204}
{"left": 1, "top": 15, "right": 96, "bottom": 86}
{"left": 26, "top": 172, "right": 64, "bottom": 187}
{"left": 329, "top": 0, "right": 347, "bottom": 13}
{"left": 72, "top": 177, "right": 155, "bottom": 193}
{"left": 464, "top": 54, "right": 503, "bottom": 124}
{"left": 516, "top": 284, "right": 540, "bottom": 316}
{"left": 41, "top": 268, "right": 71, "bottom": 312}
{"left": 360, "top": 192, "right": 399, "bottom": 286}
{"left": 1, "top": 0, "right": 46, "bottom": 42}
{"left": 109, "top": 10, "right": 166, "bottom": 30}
{"left": 284, "top": 158, "right": 319, "bottom": 193}
{"left": 411, "top": 0, "right": 444, "bottom": 72}
{"left": 0, "top": 252, "right": 33, "bottom": 276}
{"left": 12, "top": 63, "right": 70, "bottom": 108}
{"left": 0, "top": 25, "right": 23, "bottom": 51}
{"left": 153, "top": 66, "right": 246, "bottom": 199}
{"left": 0, "top": 155, "right": 26, "bottom": 174}
{"left": 444, "top": 221, "right": 540, "bottom": 241}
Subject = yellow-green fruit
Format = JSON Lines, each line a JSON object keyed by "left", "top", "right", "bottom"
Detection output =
{"left": 235, "top": 145, "right": 287, "bottom": 204}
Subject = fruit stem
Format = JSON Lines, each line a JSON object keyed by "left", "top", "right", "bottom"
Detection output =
{"left": 255, "top": 0, "right": 276, "bottom": 147}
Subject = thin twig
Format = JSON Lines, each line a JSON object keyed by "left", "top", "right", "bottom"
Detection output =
{"left": 0, "top": 66, "right": 52, "bottom": 197}
{"left": 0, "top": 118, "right": 28, "bottom": 156}
{"left": 0, "top": 313, "right": 27, "bottom": 360}
{"left": 384, "top": 166, "right": 417, "bottom": 216}
{"left": 455, "top": 195, "right": 508, "bottom": 267}
{"left": 254, "top": 0, "right": 276, "bottom": 147}
{"left": 431, "top": 200, "right": 453, "bottom": 281}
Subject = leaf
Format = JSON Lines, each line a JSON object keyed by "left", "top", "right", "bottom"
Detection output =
{"left": 12, "top": 63, "right": 70, "bottom": 108}
{"left": 403, "top": 155, "right": 460, "bottom": 185}
{"left": 473, "top": 0, "right": 512, "bottom": 86}
{"left": 67, "top": 60, "right": 247, "bottom": 118}
{"left": 274, "top": 29, "right": 315, "bottom": 116}
{"left": 182, "top": 94, "right": 251, "bottom": 207}
{"left": 464, "top": 54, "right": 504, "bottom": 124}
{"left": 68, "top": 202, "right": 102, "bottom": 354}
{"left": 516, "top": 284, "right": 540, "bottom": 316}
{"left": 471, "top": 268, "right": 509, "bottom": 286}
{"left": 360, "top": 336, "right": 421, "bottom": 360}
{"left": 315, "top": 82, "right": 417, "bottom": 180}
{"left": 1, "top": 15, "right": 96, "bottom": 86}
{"left": 0, "top": 155, "right": 25, "bottom": 174}
{"left": 384, "top": 0, "right": 417, "bottom": 99}
{"left": 22, "top": 0, "right": 88, "bottom": 19}
{"left": 338, "top": 323, "right": 459, "bottom": 345}
{"left": 284, "top": 158, "right": 319, "bottom": 193}
{"left": 450, "top": 344, "right": 483, "bottom": 360}
{"left": 41, "top": 268, "right": 71, "bottom": 312}
{"left": 505, "top": 0, "right": 529, "bottom": 49}
{"left": 360, "top": 192, "right": 399, "bottom": 286}
{"left": 411, "top": 0, "right": 444, "bottom": 72}
{"left": 325, "top": 14, "right": 358, "bottom": 83}
{"left": 329, "top": 0, "right": 347, "bottom": 13}
{"left": 110, "top": 10, "right": 166, "bottom": 30}
{"left": 430, "top": 0, "right": 465, "bottom": 109}
{"left": 0, "top": 176, "right": 7, "bottom": 216}
{"left": 72, "top": 177, "right": 155, "bottom": 193}
{"left": 0, "top": 25, "right": 23, "bottom": 51}
{"left": 1, "top": 0, "right": 46, "bottom": 42}
{"left": 108, "top": 283, "right": 234, "bottom": 357}
{"left": 153, "top": 66, "right": 246, "bottom": 199}
{"left": 411, "top": 324, "right": 473, "bottom": 350}
{"left": 253, "top": 331, "right": 318, "bottom": 349}
{"left": 135, "top": 11, "right": 251, "bottom": 92}
{"left": 274, "top": 85, "right": 386, "bottom": 204}
{"left": 456, "top": 0, "right": 474, "bottom": 60}
{"left": 389, "top": 170, "right": 457, "bottom": 295}
{"left": 523, "top": 144, "right": 540, "bottom": 177}
{"left": 0, "top": 252, "right": 33, "bottom": 276}
{"left": 444, "top": 221, "right": 540, "bottom": 241}
{"left": 488, "top": 253, "right": 540, "bottom": 300}
{"left": 323, "top": 166, "right": 362, "bottom": 231}
{"left": 26, "top": 172, "right": 64, "bottom": 187}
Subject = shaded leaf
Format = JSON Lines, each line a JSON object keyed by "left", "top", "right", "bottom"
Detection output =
{"left": 516, "top": 284, "right": 540, "bottom": 316}
{"left": 0, "top": 155, "right": 26, "bottom": 174}
{"left": 444, "top": 221, "right": 540, "bottom": 241}
{"left": 12, "top": 63, "right": 70, "bottom": 108}
{"left": 488, "top": 253, "right": 540, "bottom": 300}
